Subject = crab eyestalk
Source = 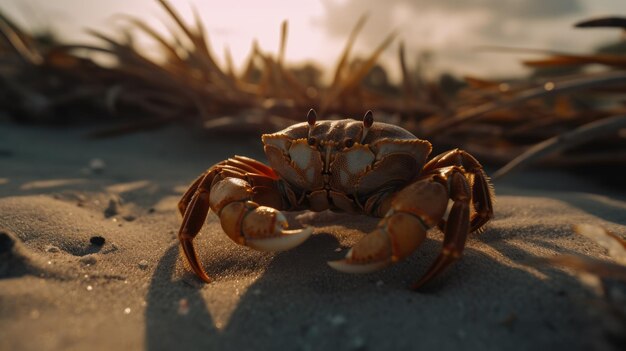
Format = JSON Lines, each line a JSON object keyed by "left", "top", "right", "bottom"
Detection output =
{"left": 307, "top": 108, "right": 317, "bottom": 126}
{"left": 361, "top": 110, "right": 374, "bottom": 143}
{"left": 307, "top": 108, "right": 317, "bottom": 141}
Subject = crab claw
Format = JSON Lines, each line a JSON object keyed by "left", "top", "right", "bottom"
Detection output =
{"left": 327, "top": 254, "right": 392, "bottom": 274}
{"left": 328, "top": 212, "right": 427, "bottom": 274}
{"left": 235, "top": 205, "right": 313, "bottom": 252}
{"left": 247, "top": 227, "right": 314, "bottom": 251}
{"left": 328, "top": 228, "right": 394, "bottom": 274}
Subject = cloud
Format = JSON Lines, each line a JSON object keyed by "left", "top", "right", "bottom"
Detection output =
{"left": 318, "top": 0, "right": 599, "bottom": 78}
{"left": 321, "top": 0, "right": 583, "bottom": 37}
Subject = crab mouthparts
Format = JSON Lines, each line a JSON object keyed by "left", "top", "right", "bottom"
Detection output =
{"left": 319, "top": 141, "right": 339, "bottom": 173}
{"left": 324, "top": 145, "right": 332, "bottom": 173}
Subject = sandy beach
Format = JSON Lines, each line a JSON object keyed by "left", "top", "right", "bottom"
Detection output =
{"left": 1, "top": 123, "right": 625, "bottom": 351}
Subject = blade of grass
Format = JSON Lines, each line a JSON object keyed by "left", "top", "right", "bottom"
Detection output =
{"left": 523, "top": 54, "right": 626, "bottom": 68}
{"left": 424, "top": 71, "right": 626, "bottom": 136}
{"left": 0, "top": 16, "right": 42, "bottom": 64}
{"left": 278, "top": 20, "right": 287, "bottom": 68}
{"left": 575, "top": 16, "right": 626, "bottom": 29}
{"left": 399, "top": 41, "right": 415, "bottom": 112}
{"left": 492, "top": 114, "right": 626, "bottom": 179}
{"left": 114, "top": 15, "right": 185, "bottom": 64}
{"left": 322, "top": 30, "right": 397, "bottom": 113}
{"left": 330, "top": 14, "right": 368, "bottom": 87}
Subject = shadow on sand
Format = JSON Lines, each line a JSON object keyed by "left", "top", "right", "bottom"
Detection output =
{"left": 144, "top": 227, "right": 597, "bottom": 351}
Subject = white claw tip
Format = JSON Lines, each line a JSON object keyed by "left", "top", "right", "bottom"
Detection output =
{"left": 246, "top": 227, "right": 313, "bottom": 252}
{"left": 327, "top": 258, "right": 391, "bottom": 274}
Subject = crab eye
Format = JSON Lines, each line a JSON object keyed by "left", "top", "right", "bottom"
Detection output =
{"left": 307, "top": 137, "right": 317, "bottom": 146}
{"left": 344, "top": 139, "right": 355, "bottom": 148}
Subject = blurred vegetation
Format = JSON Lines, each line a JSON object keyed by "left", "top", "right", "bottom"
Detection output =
{"left": 540, "top": 224, "right": 626, "bottom": 349}
{"left": 1, "top": 0, "right": 625, "bottom": 177}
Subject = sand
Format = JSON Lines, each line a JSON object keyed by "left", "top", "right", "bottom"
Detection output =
{"left": 1, "top": 123, "right": 625, "bottom": 351}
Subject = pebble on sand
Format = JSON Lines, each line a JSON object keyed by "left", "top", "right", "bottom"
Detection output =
{"left": 45, "top": 245, "right": 60, "bottom": 253}
{"left": 80, "top": 255, "right": 97, "bottom": 266}
{"left": 138, "top": 260, "right": 149, "bottom": 270}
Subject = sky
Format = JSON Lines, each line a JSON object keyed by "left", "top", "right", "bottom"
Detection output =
{"left": 2, "top": 0, "right": 624, "bottom": 81}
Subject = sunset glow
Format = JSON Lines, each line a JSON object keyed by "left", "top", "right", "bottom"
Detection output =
{"left": 3, "top": 0, "right": 623, "bottom": 80}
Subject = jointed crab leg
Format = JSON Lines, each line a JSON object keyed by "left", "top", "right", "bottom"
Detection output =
{"left": 411, "top": 170, "right": 471, "bottom": 289}
{"left": 178, "top": 172, "right": 206, "bottom": 216}
{"left": 328, "top": 175, "right": 448, "bottom": 279}
{"left": 178, "top": 170, "right": 216, "bottom": 282}
{"left": 329, "top": 165, "right": 491, "bottom": 289}
{"left": 178, "top": 156, "right": 276, "bottom": 215}
{"left": 423, "top": 149, "right": 494, "bottom": 232}
{"left": 177, "top": 156, "right": 312, "bottom": 283}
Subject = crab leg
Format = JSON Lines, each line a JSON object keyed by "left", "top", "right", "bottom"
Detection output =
{"left": 178, "top": 172, "right": 205, "bottom": 216}
{"left": 177, "top": 156, "right": 312, "bottom": 283}
{"left": 178, "top": 156, "right": 276, "bottom": 216}
{"left": 328, "top": 175, "right": 448, "bottom": 277}
{"left": 178, "top": 170, "right": 217, "bottom": 282}
{"left": 423, "top": 149, "right": 494, "bottom": 232}
{"left": 329, "top": 169, "right": 475, "bottom": 289}
{"left": 411, "top": 171, "right": 471, "bottom": 289}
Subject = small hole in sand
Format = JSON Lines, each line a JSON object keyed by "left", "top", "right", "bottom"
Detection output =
{"left": 90, "top": 236, "right": 106, "bottom": 246}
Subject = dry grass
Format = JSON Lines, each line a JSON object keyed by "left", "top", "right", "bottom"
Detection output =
{"left": 1, "top": 1, "right": 625, "bottom": 177}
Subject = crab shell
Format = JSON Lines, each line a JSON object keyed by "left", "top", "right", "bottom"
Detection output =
{"left": 261, "top": 119, "right": 433, "bottom": 214}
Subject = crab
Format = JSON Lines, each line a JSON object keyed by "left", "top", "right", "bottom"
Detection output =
{"left": 177, "top": 110, "right": 494, "bottom": 289}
